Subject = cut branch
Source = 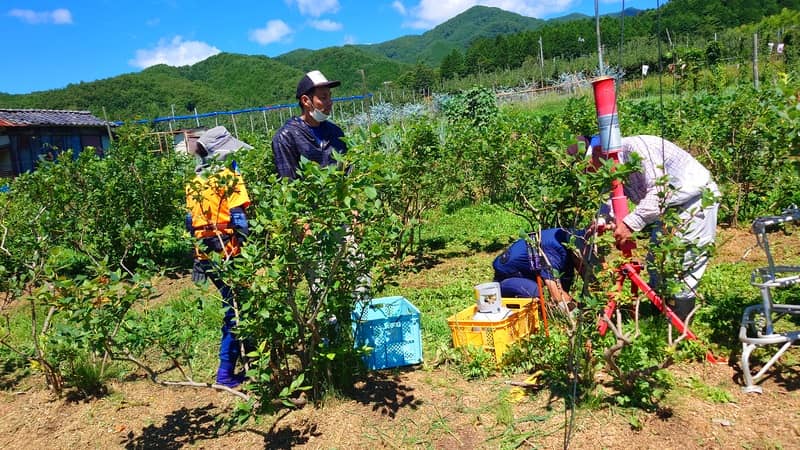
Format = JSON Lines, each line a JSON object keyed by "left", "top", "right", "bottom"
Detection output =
{"left": 114, "top": 348, "right": 250, "bottom": 401}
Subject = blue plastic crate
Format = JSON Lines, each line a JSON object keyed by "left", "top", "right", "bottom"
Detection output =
{"left": 352, "top": 296, "right": 423, "bottom": 370}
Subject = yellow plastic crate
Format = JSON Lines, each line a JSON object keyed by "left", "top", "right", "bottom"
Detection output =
{"left": 447, "top": 298, "right": 539, "bottom": 364}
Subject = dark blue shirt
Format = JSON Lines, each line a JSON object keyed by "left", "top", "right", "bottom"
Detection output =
{"left": 272, "top": 116, "right": 347, "bottom": 179}
{"left": 493, "top": 228, "right": 583, "bottom": 292}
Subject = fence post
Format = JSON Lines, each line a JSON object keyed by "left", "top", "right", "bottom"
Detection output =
{"left": 102, "top": 106, "right": 114, "bottom": 145}
{"left": 753, "top": 33, "right": 760, "bottom": 90}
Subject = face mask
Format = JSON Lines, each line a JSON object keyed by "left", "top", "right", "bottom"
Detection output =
{"left": 310, "top": 108, "right": 329, "bottom": 122}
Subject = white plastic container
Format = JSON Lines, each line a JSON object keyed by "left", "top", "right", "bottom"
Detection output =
{"left": 472, "top": 282, "right": 511, "bottom": 321}
{"left": 475, "top": 282, "right": 502, "bottom": 313}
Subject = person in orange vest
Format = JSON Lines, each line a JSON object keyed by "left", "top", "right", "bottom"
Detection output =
{"left": 185, "top": 126, "right": 252, "bottom": 388}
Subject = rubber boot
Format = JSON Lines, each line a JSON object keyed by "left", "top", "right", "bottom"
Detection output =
{"left": 216, "top": 316, "right": 244, "bottom": 388}
{"left": 668, "top": 295, "right": 696, "bottom": 323}
{"left": 215, "top": 361, "right": 245, "bottom": 388}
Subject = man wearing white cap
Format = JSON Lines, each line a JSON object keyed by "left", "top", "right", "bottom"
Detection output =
{"left": 272, "top": 70, "right": 347, "bottom": 179}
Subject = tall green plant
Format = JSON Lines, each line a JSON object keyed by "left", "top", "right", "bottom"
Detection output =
{"left": 367, "top": 120, "right": 447, "bottom": 257}
{"left": 210, "top": 143, "right": 405, "bottom": 416}
{"left": 0, "top": 126, "right": 193, "bottom": 396}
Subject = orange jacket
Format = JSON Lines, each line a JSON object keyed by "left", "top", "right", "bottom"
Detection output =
{"left": 186, "top": 167, "right": 250, "bottom": 259}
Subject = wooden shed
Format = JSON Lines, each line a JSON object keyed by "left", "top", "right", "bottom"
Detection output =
{"left": 0, "top": 109, "right": 113, "bottom": 178}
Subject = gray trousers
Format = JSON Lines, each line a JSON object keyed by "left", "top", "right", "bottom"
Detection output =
{"left": 649, "top": 186, "right": 719, "bottom": 318}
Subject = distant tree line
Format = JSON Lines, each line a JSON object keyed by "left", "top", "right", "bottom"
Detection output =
{"left": 1, "top": 0, "right": 799, "bottom": 120}
{"left": 434, "top": 0, "right": 800, "bottom": 83}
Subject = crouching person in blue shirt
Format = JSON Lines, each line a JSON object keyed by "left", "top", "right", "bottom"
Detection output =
{"left": 492, "top": 228, "right": 590, "bottom": 314}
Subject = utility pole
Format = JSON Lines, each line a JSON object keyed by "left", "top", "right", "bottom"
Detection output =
{"left": 753, "top": 33, "right": 760, "bottom": 90}
{"left": 359, "top": 68, "right": 371, "bottom": 128}
{"left": 538, "top": 36, "right": 545, "bottom": 88}
{"left": 595, "top": 0, "right": 604, "bottom": 74}
{"left": 102, "top": 106, "right": 114, "bottom": 145}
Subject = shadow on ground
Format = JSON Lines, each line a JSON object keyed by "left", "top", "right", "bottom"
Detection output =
{"left": 121, "top": 403, "right": 221, "bottom": 449}
{"left": 248, "top": 414, "right": 322, "bottom": 450}
{"left": 731, "top": 356, "right": 800, "bottom": 392}
{"left": 348, "top": 369, "right": 423, "bottom": 418}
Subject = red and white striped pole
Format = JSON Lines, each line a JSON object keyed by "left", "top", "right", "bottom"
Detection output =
{"left": 591, "top": 76, "right": 635, "bottom": 258}
{"left": 592, "top": 76, "right": 631, "bottom": 335}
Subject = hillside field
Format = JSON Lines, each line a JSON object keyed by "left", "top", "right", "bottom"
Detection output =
{"left": 1, "top": 227, "right": 798, "bottom": 449}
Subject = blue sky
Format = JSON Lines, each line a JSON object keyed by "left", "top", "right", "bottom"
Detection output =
{"left": 2, "top": 0, "right": 663, "bottom": 95}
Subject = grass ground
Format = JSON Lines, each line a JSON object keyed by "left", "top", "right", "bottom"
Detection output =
{"left": 1, "top": 223, "right": 799, "bottom": 449}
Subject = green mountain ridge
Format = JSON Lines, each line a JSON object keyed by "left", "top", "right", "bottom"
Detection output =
{"left": 2, "top": 0, "right": 796, "bottom": 122}
{"left": 274, "top": 46, "right": 410, "bottom": 90}
{"left": 356, "top": 5, "right": 547, "bottom": 65}
{"left": 0, "top": 5, "right": 593, "bottom": 120}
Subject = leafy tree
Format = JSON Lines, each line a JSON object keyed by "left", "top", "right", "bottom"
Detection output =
{"left": 0, "top": 126, "right": 192, "bottom": 396}
{"left": 397, "top": 62, "right": 437, "bottom": 94}
{"left": 705, "top": 41, "right": 723, "bottom": 66}
{"left": 440, "top": 49, "right": 466, "bottom": 80}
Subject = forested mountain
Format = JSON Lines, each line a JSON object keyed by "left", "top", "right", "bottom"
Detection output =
{"left": 1, "top": 6, "right": 535, "bottom": 121}
{"left": 450, "top": 0, "right": 800, "bottom": 80}
{"left": 0, "top": 48, "right": 403, "bottom": 121}
{"left": 0, "top": 54, "right": 300, "bottom": 121}
{"left": 274, "top": 46, "right": 410, "bottom": 91}
{"left": 356, "top": 5, "right": 547, "bottom": 65}
{"left": 1, "top": 0, "right": 797, "bottom": 122}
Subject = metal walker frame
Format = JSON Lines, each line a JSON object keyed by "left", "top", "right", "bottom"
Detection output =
{"left": 739, "top": 206, "right": 800, "bottom": 393}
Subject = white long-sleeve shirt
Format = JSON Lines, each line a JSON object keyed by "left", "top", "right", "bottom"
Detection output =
{"left": 605, "top": 135, "right": 717, "bottom": 232}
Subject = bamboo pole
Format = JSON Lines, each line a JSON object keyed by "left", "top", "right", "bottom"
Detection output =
{"left": 102, "top": 107, "right": 114, "bottom": 145}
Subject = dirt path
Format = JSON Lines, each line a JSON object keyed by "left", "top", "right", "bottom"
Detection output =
{"left": 0, "top": 361, "right": 798, "bottom": 449}
{"left": 0, "top": 228, "right": 798, "bottom": 449}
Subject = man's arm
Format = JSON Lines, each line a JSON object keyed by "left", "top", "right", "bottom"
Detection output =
{"left": 230, "top": 206, "right": 249, "bottom": 240}
{"left": 543, "top": 278, "right": 574, "bottom": 304}
{"left": 543, "top": 278, "right": 576, "bottom": 313}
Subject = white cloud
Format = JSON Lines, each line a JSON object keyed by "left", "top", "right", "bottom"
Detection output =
{"left": 403, "top": 0, "right": 578, "bottom": 29}
{"left": 343, "top": 35, "right": 356, "bottom": 45}
{"left": 145, "top": 17, "right": 161, "bottom": 27}
{"left": 50, "top": 8, "right": 73, "bottom": 24}
{"left": 392, "top": 1, "right": 407, "bottom": 15}
{"left": 286, "top": 0, "right": 340, "bottom": 17}
{"left": 249, "top": 20, "right": 293, "bottom": 45}
{"left": 8, "top": 8, "right": 73, "bottom": 24}
{"left": 309, "top": 19, "right": 342, "bottom": 31}
{"left": 129, "top": 36, "right": 221, "bottom": 69}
